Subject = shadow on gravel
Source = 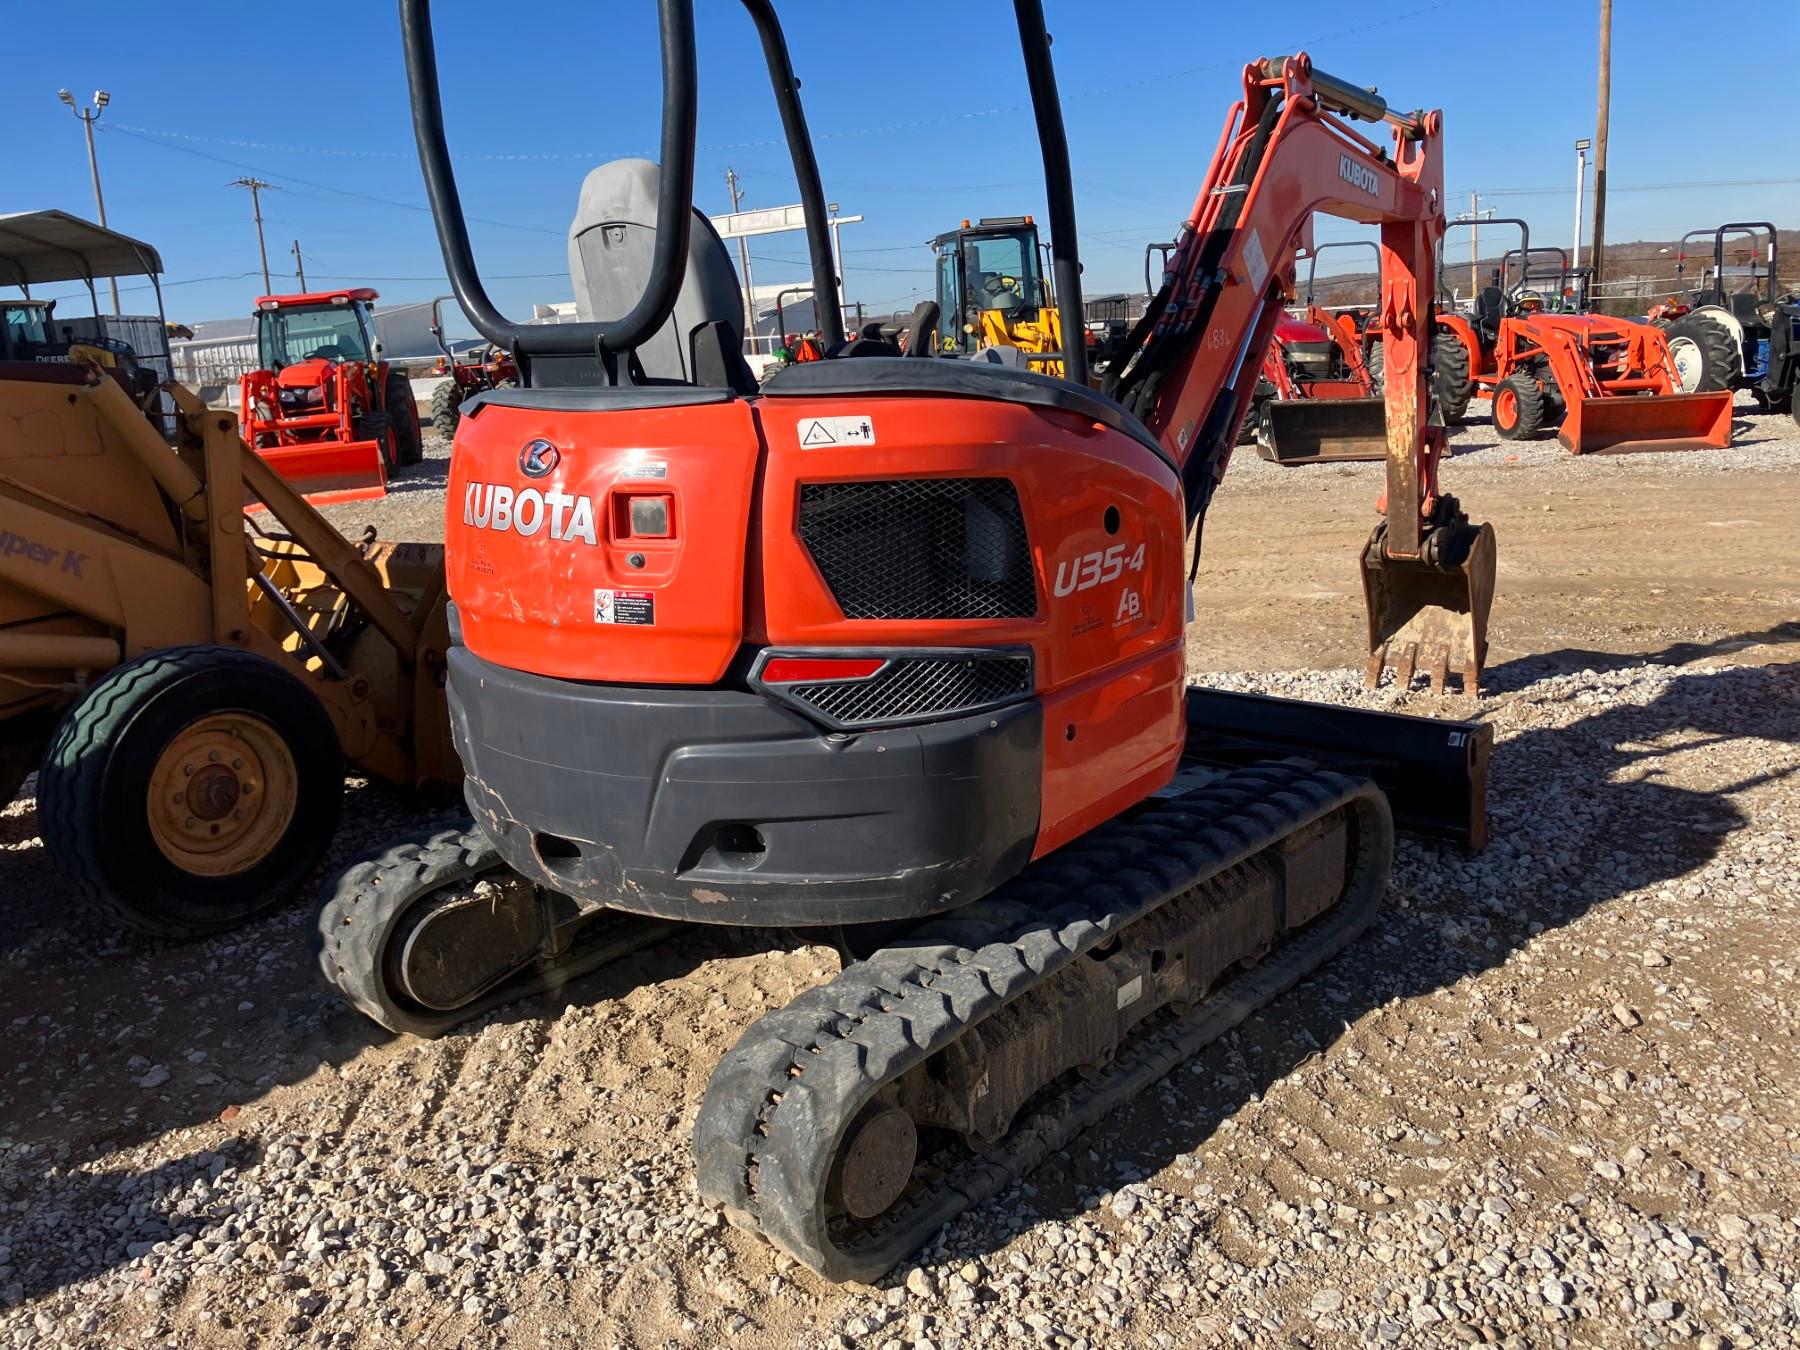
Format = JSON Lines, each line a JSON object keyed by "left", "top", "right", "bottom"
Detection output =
{"left": 0, "top": 777, "right": 797, "bottom": 1306}
{"left": 1481, "top": 621, "right": 1800, "bottom": 694}
{"left": 939, "top": 656, "right": 1800, "bottom": 1260}
{"left": 0, "top": 1139, "right": 264, "bottom": 1309}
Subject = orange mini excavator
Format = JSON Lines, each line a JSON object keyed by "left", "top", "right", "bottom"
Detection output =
{"left": 322, "top": 0, "right": 1496, "bottom": 1281}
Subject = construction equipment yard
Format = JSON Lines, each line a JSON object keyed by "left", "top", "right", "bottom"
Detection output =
{"left": 3, "top": 396, "right": 1796, "bottom": 1348}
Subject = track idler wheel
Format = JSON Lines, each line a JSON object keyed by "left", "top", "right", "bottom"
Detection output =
{"left": 827, "top": 1102, "right": 919, "bottom": 1221}
{"left": 1361, "top": 497, "right": 1496, "bottom": 696}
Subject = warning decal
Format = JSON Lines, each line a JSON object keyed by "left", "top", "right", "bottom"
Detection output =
{"left": 1241, "top": 230, "right": 1269, "bottom": 293}
{"left": 594, "top": 589, "right": 655, "bottom": 625}
{"left": 797, "top": 414, "right": 877, "bottom": 448}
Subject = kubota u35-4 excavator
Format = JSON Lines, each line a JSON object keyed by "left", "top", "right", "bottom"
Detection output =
{"left": 321, "top": 0, "right": 1497, "bottom": 1282}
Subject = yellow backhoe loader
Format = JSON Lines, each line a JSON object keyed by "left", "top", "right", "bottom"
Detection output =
{"left": 1, "top": 216, "right": 454, "bottom": 937}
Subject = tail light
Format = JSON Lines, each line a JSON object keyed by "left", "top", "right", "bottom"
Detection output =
{"left": 751, "top": 648, "right": 1032, "bottom": 730}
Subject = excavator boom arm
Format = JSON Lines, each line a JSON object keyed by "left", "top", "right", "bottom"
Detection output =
{"left": 1111, "top": 54, "right": 1492, "bottom": 694}
{"left": 1114, "top": 54, "right": 1443, "bottom": 547}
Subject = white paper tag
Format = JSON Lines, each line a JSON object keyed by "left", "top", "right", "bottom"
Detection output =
{"left": 1242, "top": 230, "right": 1269, "bottom": 292}
{"left": 798, "top": 414, "right": 877, "bottom": 448}
{"left": 1116, "top": 975, "right": 1144, "bottom": 1009}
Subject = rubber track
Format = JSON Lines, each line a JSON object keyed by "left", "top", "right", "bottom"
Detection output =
{"left": 317, "top": 822, "right": 503, "bottom": 1036}
{"left": 693, "top": 762, "right": 1393, "bottom": 1283}
{"left": 37, "top": 645, "right": 328, "bottom": 941}
{"left": 318, "top": 822, "right": 675, "bottom": 1038}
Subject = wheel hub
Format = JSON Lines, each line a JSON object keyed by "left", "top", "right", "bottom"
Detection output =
{"left": 1668, "top": 336, "right": 1701, "bottom": 393}
{"left": 832, "top": 1104, "right": 917, "bottom": 1220}
{"left": 147, "top": 714, "right": 298, "bottom": 876}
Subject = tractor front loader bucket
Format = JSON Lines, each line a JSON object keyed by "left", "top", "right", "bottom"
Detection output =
{"left": 248, "top": 438, "right": 388, "bottom": 507}
{"left": 1558, "top": 390, "right": 1734, "bottom": 455}
{"left": 1361, "top": 518, "right": 1496, "bottom": 696}
{"left": 1257, "top": 397, "right": 1388, "bottom": 464}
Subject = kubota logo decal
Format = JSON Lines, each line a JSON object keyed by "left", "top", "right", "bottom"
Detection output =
{"left": 518, "top": 439, "right": 559, "bottom": 478}
{"left": 1338, "top": 153, "right": 1381, "bottom": 198}
{"left": 463, "top": 482, "right": 599, "bottom": 544}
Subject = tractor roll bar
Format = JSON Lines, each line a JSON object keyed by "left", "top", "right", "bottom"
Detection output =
{"left": 1012, "top": 0, "right": 1088, "bottom": 387}
{"left": 1259, "top": 57, "right": 1425, "bottom": 138}
{"left": 741, "top": 0, "right": 843, "bottom": 348}
{"left": 1304, "top": 240, "right": 1381, "bottom": 304}
{"left": 400, "top": 0, "right": 697, "bottom": 360}
{"left": 400, "top": 0, "right": 844, "bottom": 366}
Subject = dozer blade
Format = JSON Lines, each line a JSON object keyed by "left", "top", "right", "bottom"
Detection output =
{"left": 1256, "top": 397, "right": 1388, "bottom": 464}
{"left": 1361, "top": 519, "right": 1496, "bottom": 696}
{"left": 1558, "top": 390, "right": 1734, "bottom": 455}
{"left": 247, "top": 438, "right": 388, "bottom": 507}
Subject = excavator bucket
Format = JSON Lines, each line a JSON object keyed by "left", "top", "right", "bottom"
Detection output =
{"left": 1257, "top": 397, "right": 1388, "bottom": 464}
{"left": 1558, "top": 390, "right": 1734, "bottom": 455}
{"left": 247, "top": 438, "right": 389, "bottom": 507}
{"left": 1361, "top": 521, "right": 1497, "bottom": 695}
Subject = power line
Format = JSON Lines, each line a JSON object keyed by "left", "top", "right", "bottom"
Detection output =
{"left": 104, "top": 125, "right": 563, "bottom": 236}
{"left": 1450, "top": 175, "right": 1800, "bottom": 199}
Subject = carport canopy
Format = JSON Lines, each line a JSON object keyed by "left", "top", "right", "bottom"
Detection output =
{"left": 0, "top": 210, "right": 164, "bottom": 291}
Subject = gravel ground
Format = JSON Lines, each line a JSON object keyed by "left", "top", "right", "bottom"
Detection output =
{"left": 3, "top": 397, "right": 1798, "bottom": 1348}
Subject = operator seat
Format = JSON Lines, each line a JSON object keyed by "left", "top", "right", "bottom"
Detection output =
{"left": 1474, "top": 285, "right": 1505, "bottom": 344}
{"left": 568, "top": 158, "right": 756, "bottom": 393}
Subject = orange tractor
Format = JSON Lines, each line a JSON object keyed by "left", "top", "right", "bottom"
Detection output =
{"left": 239, "top": 288, "right": 423, "bottom": 500}
{"left": 1433, "top": 221, "right": 1732, "bottom": 454}
{"left": 426, "top": 295, "right": 518, "bottom": 437}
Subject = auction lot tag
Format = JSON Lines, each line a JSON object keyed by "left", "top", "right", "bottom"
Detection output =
{"left": 595, "top": 589, "right": 655, "bottom": 625}
{"left": 798, "top": 415, "right": 877, "bottom": 447}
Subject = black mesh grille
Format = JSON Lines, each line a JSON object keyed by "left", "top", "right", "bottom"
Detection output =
{"left": 780, "top": 653, "right": 1031, "bottom": 727}
{"left": 797, "top": 479, "right": 1035, "bottom": 620}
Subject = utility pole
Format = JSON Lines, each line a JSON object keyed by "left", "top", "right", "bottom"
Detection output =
{"left": 1470, "top": 191, "right": 1480, "bottom": 298}
{"left": 291, "top": 239, "right": 307, "bottom": 291}
{"left": 231, "top": 177, "right": 276, "bottom": 293}
{"left": 1572, "top": 139, "right": 1591, "bottom": 277}
{"left": 57, "top": 88, "right": 120, "bottom": 314}
{"left": 725, "top": 167, "right": 758, "bottom": 348}
{"left": 1591, "top": 0, "right": 1612, "bottom": 286}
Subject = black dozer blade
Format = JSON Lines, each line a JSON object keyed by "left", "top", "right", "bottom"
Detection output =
{"left": 1183, "top": 686, "right": 1491, "bottom": 849}
{"left": 1256, "top": 396, "right": 1388, "bottom": 463}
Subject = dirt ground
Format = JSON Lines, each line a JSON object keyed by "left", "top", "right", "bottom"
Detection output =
{"left": 2, "top": 398, "right": 1798, "bottom": 1347}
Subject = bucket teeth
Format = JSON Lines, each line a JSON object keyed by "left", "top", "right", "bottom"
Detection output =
{"left": 1361, "top": 518, "right": 1496, "bottom": 697}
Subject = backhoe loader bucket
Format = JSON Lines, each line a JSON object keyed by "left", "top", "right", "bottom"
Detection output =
{"left": 1256, "top": 397, "right": 1388, "bottom": 464}
{"left": 1558, "top": 390, "right": 1733, "bottom": 455}
{"left": 1361, "top": 518, "right": 1497, "bottom": 696}
{"left": 249, "top": 438, "right": 388, "bottom": 507}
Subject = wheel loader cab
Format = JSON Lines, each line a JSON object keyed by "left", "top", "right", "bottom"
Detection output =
{"left": 1, "top": 301, "right": 53, "bottom": 361}
{"left": 929, "top": 219, "right": 1048, "bottom": 356}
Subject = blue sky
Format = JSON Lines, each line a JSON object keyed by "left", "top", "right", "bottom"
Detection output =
{"left": 13, "top": 0, "right": 1798, "bottom": 331}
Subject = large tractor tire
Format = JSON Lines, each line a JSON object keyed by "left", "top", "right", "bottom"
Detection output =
{"left": 37, "top": 646, "right": 344, "bottom": 939}
{"left": 1366, "top": 337, "right": 1473, "bottom": 425}
{"left": 429, "top": 380, "right": 464, "bottom": 440}
{"left": 384, "top": 369, "right": 424, "bottom": 467}
{"left": 351, "top": 409, "right": 395, "bottom": 472}
{"left": 1492, "top": 373, "right": 1547, "bottom": 440}
{"left": 1432, "top": 332, "right": 1474, "bottom": 424}
{"left": 1664, "top": 315, "right": 1738, "bottom": 394}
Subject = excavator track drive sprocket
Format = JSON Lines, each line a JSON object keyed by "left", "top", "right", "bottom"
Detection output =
{"left": 693, "top": 762, "right": 1394, "bottom": 1284}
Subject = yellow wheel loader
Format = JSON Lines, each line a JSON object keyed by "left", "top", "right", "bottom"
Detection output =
{"left": 2, "top": 218, "right": 453, "bottom": 937}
